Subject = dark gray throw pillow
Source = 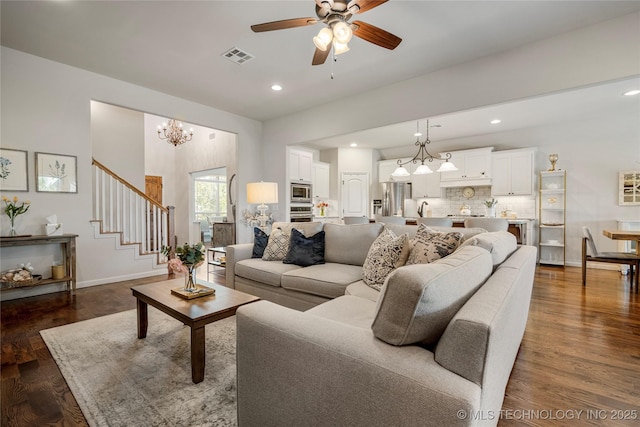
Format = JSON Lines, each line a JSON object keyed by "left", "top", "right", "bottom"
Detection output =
{"left": 283, "top": 228, "right": 325, "bottom": 267}
{"left": 252, "top": 227, "right": 269, "bottom": 258}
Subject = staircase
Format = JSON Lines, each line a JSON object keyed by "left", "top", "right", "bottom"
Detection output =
{"left": 91, "top": 158, "right": 175, "bottom": 265}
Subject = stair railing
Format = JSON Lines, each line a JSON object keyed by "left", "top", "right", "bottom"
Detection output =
{"left": 91, "top": 158, "right": 175, "bottom": 257}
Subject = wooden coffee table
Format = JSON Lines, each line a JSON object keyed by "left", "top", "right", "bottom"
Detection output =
{"left": 131, "top": 279, "right": 260, "bottom": 383}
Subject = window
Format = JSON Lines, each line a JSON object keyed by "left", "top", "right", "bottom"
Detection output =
{"left": 193, "top": 168, "right": 227, "bottom": 222}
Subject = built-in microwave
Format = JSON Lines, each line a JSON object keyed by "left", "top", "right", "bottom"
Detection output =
{"left": 290, "top": 182, "right": 312, "bottom": 203}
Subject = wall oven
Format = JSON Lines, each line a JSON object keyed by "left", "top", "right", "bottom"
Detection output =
{"left": 291, "top": 182, "right": 312, "bottom": 203}
{"left": 290, "top": 205, "right": 313, "bottom": 222}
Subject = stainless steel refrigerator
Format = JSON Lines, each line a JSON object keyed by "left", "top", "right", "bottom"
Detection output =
{"left": 381, "top": 182, "right": 412, "bottom": 217}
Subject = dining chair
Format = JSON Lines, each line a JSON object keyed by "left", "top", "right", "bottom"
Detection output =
{"left": 416, "top": 217, "right": 454, "bottom": 227}
{"left": 582, "top": 226, "right": 639, "bottom": 292}
{"left": 463, "top": 217, "right": 509, "bottom": 232}
{"left": 343, "top": 216, "right": 370, "bottom": 225}
{"left": 376, "top": 216, "right": 406, "bottom": 225}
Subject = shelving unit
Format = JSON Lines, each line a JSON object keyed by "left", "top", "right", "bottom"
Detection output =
{"left": 0, "top": 234, "right": 78, "bottom": 295}
{"left": 538, "top": 170, "right": 566, "bottom": 266}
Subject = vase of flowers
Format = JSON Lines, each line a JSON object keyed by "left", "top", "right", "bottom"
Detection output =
{"left": 2, "top": 196, "right": 30, "bottom": 236}
{"left": 161, "top": 242, "right": 205, "bottom": 292}
{"left": 484, "top": 198, "right": 498, "bottom": 218}
{"left": 317, "top": 201, "right": 329, "bottom": 217}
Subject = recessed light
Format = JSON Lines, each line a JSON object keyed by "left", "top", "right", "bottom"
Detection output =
{"left": 623, "top": 89, "right": 640, "bottom": 96}
{"left": 490, "top": 119, "right": 501, "bottom": 125}
{"left": 271, "top": 84, "right": 283, "bottom": 91}
{"left": 350, "top": 142, "right": 358, "bottom": 147}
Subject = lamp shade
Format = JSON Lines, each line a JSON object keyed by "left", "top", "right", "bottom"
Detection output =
{"left": 437, "top": 161, "right": 458, "bottom": 172}
{"left": 247, "top": 182, "right": 278, "bottom": 204}
{"left": 391, "top": 166, "right": 410, "bottom": 177}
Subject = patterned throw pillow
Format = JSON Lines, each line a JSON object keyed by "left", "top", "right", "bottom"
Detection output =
{"left": 262, "top": 228, "right": 291, "bottom": 261}
{"left": 362, "top": 228, "right": 410, "bottom": 291}
{"left": 406, "top": 224, "right": 463, "bottom": 265}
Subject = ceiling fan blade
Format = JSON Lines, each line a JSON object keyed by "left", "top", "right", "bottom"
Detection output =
{"left": 351, "top": 20, "right": 402, "bottom": 50}
{"left": 312, "top": 46, "right": 331, "bottom": 66}
{"left": 251, "top": 17, "right": 318, "bottom": 32}
{"left": 347, "top": 0, "right": 388, "bottom": 14}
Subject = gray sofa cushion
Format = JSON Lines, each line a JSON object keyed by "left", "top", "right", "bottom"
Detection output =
{"left": 281, "top": 263, "right": 364, "bottom": 299}
{"left": 323, "top": 223, "right": 384, "bottom": 266}
{"left": 371, "top": 245, "right": 493, "bottom": 346}
{"left": 235, "top": 258, "right": 302, "bottom": 287}
{"left": 468, "top": 231, "right": 517, "bottom": 268}
{"left": 345, "top": 281, "right": 380, "bottom": 302}
{"left": 305, "top": 295, "right": 377, "bottom": 330}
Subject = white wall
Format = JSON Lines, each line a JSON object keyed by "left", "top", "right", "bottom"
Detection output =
{"left": 1, "top": 47, "right": 262, "bottom": 299}
{"left": 91, "top": 101, "right": 145, "bottom": 189}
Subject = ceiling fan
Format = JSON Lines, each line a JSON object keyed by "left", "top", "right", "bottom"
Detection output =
{"left": 251, "top": 0, "right": 402, "bottom": 65}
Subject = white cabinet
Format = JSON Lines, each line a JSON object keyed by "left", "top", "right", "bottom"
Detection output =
{"left": 491, "top": 149, "right": 535, "bottom": 196}
{"left": 411, "top": 160, "right": 442, "bottom": 198}
{"left": 440, "top": 147, "right": 493, "bottom": 185}
{"left": 538, "top": 170, "right": 566, "bottom": 266}
{"left": 312, "top": 162, "right": 330, "bottom": 199}
{"left": 289, "top": 148, "right": 313, "bottom": 182}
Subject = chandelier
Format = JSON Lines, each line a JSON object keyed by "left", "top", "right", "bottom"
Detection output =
{"left": 391, "top": 120, "right": 458, "bottom": 177}
{"left": 157, "top": 119, "right": 194, "bottom": 147}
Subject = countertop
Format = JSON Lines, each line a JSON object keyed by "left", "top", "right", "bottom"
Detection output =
{"left": 407, "top": 216, "right": 535, "bottom": 224}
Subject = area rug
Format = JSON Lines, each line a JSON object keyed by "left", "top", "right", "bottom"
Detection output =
{"left": 40, "top": 308, "right": 237, "bottom": 427}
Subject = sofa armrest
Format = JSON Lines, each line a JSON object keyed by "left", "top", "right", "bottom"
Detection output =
{"left": 225, "top": 243, "right": 253, "bottom": 289}
{"left": 236, "top": 301, "right": 480, "bottom": 427}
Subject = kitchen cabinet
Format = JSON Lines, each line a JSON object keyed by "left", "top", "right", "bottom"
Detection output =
{"left": 411, "top": 160, "right": 442, "bottom": 198}
{"left": 440, "top": 147, "right": 493, "bottom": 185}
{"left": 289, "top": 148, "right": 313, "bottom": 182}
{"left": 491, "top": 149, "right": 535, "bottom": 196}
{"left": 539, "top": 170, "right": 566, "bottom": 266}
{"left": 312, "top": 162, "right": 330, "bottom": 199}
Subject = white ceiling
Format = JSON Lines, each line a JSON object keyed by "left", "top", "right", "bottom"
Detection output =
{"left": 2, "top": 1, "right": 639, "bottom": 152}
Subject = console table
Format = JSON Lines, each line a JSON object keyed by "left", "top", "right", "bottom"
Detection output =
{"left": 0, "top": 234, "right": 78, "bottom": 295}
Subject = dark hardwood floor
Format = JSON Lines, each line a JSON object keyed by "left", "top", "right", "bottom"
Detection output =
{"left": 1, "top": 266, "right": 638, "bottom": 426}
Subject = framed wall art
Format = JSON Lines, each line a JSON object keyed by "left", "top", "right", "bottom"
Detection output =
{"left": 35, "top": 152, "right": 78, "bottom": 193}
{"left": 0, "top": 148, "right": 29, "bottom": 192}
{"left": 619, "top": 170, "right": 640, "bottom": 206}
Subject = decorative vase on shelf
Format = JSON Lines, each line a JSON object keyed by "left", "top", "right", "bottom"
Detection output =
{"left": 184, "top": 265, "right": 197, "bottom": 292}
{"left": 320, "top": 206, "right": 325, "bottom": 217}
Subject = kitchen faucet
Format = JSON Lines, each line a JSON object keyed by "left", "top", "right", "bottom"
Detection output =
{"left": 418, "top": 201, "right": 429, "bottom": 218}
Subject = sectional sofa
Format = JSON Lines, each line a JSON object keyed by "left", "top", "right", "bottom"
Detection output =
{"left": 227, "top": 221, "right": 537, "bottom": 426}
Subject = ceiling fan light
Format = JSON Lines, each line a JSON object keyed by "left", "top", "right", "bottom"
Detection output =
{"left": 391, "top": 166, "right": 410, "bottom": 177}
{"left": 413, "top": 164, "right": 433, "bottom": 175}
{"left": 333, "top": 21, "right": 353, "bottom": 44}
{"left": 333, "top": 40, "right": 350, "bottom": 55}
{"left": 437, "top": 161, "right": 458, "bottom": 172}
{"left": 313, "top": 27, "right": 333, "bottom": 51}
{"left": 315, "top": 0, "right": 334, "bottom": 9}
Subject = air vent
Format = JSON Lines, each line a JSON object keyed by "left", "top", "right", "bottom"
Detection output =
{"left": 222, "top": 47, "right": 255, "bottom": 64}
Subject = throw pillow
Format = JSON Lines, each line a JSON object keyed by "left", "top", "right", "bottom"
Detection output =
{"left": 262, "top": 228, "right": 290, "bottom": 261}
{"left": 362, "top": 228, "right": 410, "bottom": 291}
{"left": 251, "top": 227, "right": 269, "bottom": 258}
{"left": 283, "top": 229, "right": 326, "bottom": 267}
{"left": 406, "top": 224, "right": 463, "bottom": 265}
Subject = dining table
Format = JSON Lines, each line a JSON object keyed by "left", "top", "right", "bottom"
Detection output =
{"left": 602, "top": 229, "right": 640, "bottom": 255}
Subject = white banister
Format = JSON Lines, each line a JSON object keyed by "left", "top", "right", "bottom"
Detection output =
{"left": 91, "top": 160, "right": 173, "bottom": 259}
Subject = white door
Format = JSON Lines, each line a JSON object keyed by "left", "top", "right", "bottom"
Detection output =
{"left": 341, "top": 172, "right": 369, "bottom": 218}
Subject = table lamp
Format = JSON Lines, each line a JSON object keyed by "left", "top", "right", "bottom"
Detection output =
{"left": 247, "top": 182, "right": 278, "bottom": 229}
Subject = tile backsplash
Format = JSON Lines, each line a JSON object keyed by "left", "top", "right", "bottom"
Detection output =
{"left": 407, "top": 186, "right": 537, "bottom": 219}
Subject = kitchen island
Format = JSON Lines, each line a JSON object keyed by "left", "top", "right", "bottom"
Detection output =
{"left": 406, "top": 217, "right": 535, "bottom": 245}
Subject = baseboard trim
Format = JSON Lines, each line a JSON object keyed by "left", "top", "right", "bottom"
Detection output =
{"left": 78, "top": 270, "right": 168, "bottom": 288}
